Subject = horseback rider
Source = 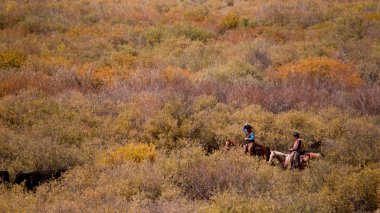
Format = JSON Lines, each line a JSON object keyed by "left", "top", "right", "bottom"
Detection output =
{"left": 243, "top": 123, "right": 255, "bottom": 154}
{"left": 289, "top": 131, "right": 302, "bottom": 169}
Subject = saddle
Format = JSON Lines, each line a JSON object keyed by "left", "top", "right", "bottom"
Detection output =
{"left": 253, "top": 144, "right": 264, "bottom": 155}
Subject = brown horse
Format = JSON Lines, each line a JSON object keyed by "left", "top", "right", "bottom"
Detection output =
{"left": 225, "top": 139, "right": 271, "bottom": 161}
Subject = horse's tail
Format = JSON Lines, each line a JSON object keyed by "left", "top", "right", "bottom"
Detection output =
{"left": 265, "top": 147, "right": 270, "bottom": 161}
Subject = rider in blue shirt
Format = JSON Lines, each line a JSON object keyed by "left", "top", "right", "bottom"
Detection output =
{"left": 243, "top": 124, "right": 255, "bottom": 154}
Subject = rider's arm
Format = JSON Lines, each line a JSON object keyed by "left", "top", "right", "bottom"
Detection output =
{"left": 289, "top": 140, "right": 300, "bottom": 151}
{"left": 243, "top": 126, "right": 247, "bottom": 134}
{"left": 246, "top": 132, "right": 255, "bottom": 142}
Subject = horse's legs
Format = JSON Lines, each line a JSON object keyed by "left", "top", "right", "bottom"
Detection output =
{"left": 265, "top": 147, "right": 270, "bottom": 161}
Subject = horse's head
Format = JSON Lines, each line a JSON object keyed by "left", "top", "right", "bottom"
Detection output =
{"left": 309, "top": 152, "right": 322, "bottom": 159}
{"left": 225, "top": 139, "right": 243, "bottom": 149}
{"left": 225, "top": 139, "right": 234, "bottom": 148}
{"left": 301, "top": 152, "right": 321, "bottom": 164}
{"left": 223, "top": 139, "right": 233, "bottom": 152}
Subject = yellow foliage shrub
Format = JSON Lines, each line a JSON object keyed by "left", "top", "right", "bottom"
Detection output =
{"left": 277, "top": 57, "right": 362, "bottom": 86}
{"left": 0, "top": 51, "right": 26, "bottom": 68}
{"left": 100, "top": 143, "right": 157, "bottom": 165}
{"left": 221, "top": 11, "right": 240, "bottom": 30}
{"left": 365, "top": 12, "right": 380, "bottom": 21}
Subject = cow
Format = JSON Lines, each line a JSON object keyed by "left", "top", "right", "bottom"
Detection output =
{"left": 14, "top": 169, "right": 65, "bottom": 190}
{"left": 0, "top": 171, "right": 9, "bottom": 184}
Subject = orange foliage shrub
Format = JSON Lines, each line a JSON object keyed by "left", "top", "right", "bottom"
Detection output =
{"left": 75, "top": 64, "right": 117, "bottom": 88}
{"left": 0, "top": 73, "right": 52, "bottom": 96}
{"left": 277, "top": 57, "right": 362, "bottom": 87}
{"left": 159, "top": 66, "right": 193, "bottom": 82}
{"left": 0, "top": 74, "right": 28, "bottom": 96}
{"left": 93, "top": 67, "right": 116, "bottom": 86}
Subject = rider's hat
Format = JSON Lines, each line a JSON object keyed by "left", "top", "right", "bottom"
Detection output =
{"left": 244, "top": 124, "right": 253, "bottom": 129}
{"left": 293, "top": 131, "right": 300, "bottom": 138}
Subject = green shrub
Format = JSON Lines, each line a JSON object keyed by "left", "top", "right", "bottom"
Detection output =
{"left": 0, "top": 1, "right": 25, "bottom": 29}
{"left": 174, "top": 24, "right": 214, "bottom": 42}
{"left": 327, "top": 117, "right": 380, "bottom": 166}
{"left": 81, "top": 14, "right": 100, "bottom": 25}
{"left": 114, "top": 105, "right": 144, "bottom": 141}
{"left": 334, "top": 15, "right": 369, "bottom": 41}
{"left": 20, "top": 15, "right": 66, "bottom": 34}
{"left": 259, "top": 0, "right": 328, "bottom": 27}
{"left": 207, "top": 190, "right": 276, "bottom": 212}
{"left": 183, "top": 6, "right": 209, "bottom": 22}
{"left": 171, "top": 41, "right": 224, "bottom": 71}
{"left": 192, "top": 95, "right": 218, "bottom": 112}
{"left": 143, "top": 99, "right": 187, "bottom": 152}
{"left": 0, "top": 95, "right": 75, "bottom": 128}
{"left": 202, "top": 62, "right": 257, "bottom": 82}
{"left": 145, "top": 27, "right": 165, "bottom": 46}
{"left": 323, "top": 168, "right": 380, "bottom": 212}
{"left": 182, "top": 97, "right": 234, "bottom": 152}
{"left": 0, "top": 127, "right": 85, "bottom": 172}
{"left": 165, "top": 147, "right": 274, "bottom": 200}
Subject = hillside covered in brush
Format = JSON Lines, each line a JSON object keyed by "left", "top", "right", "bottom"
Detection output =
{"left": 0, "top": 0, "right": 379, "bottom": 212}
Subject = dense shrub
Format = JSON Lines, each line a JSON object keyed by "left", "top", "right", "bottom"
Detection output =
{"left": 0, "top": 51, "right": 26, "bottom": 68}
{"left": 277, "top": 57, "right": 362, "bottom": 87}
{"left": 144, "top": 27, "right": 165, "bottom": 47}
{"left": 221, "top": 11, "right": 240, "bottom": 30}
{"left": 258, "top": 0, "right": 329, "bottom": 27}
{"left": 326, "top": 117, "right": 380, "bottom": 166}
{"left": 170, "top": 41, "right": 224, "bottom": 72}
{"left": 183, "top": 6, "right": 209, "bottom": 22}
{"left": 100, "top": 143, "right": 157, "bottom": 165}
{"left": 197, "top": 61, "right": 262, "bottom": 83}
{"left": 173, "top": 23, "right": 214, "bottom": 42}
{"left": 143, "top": 99, "right": 187, "bottom": 152}
{"left": 246, "top": 47, "right": 272, "bottom": 71}
{"left": 0, "top": 125, "right": 85, "bottom": 172}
